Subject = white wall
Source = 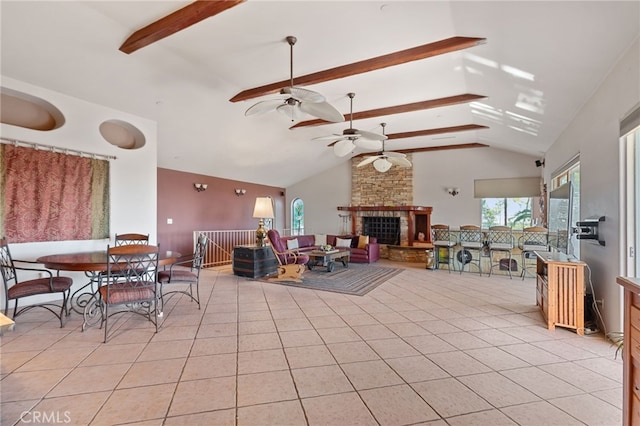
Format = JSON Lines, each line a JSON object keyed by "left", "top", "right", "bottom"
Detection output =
{"left": 545, "top": 38, "right": 640, "bottom": 334}
{"left": 286, "top": 161, "right": 352, "bottom": 235}
{"left": 287, "top": 147, "right": 540, "bottom": 233}
{"left": 413, "top": 147, "right": 540, "bottom": 226}
{"left": 1, "top": 76, "right": 158, "bottom": 308}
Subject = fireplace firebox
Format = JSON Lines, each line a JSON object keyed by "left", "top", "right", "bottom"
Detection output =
{"left": 363, "top": 217, "right": 400, "bottom": 245}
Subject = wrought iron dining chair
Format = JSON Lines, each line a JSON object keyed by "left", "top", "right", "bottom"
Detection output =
{"left": 458, "top": 225, "right": 484, "bottom": 275}
{"left": 115, "top": 233, "right": 149, "bottom": 246}
{"left": 519, "top": 226, "right": 549, "bottom": 279}
{"left": 0, "top": 238, "right": 73, "bottom": 327}
{"left": 431, "top": 224, "right": 457, "bottom": 272}
{"left": 487, "top": 226, "right": 515, "bottom": 278}
{"left": 157, "top": 233, "right": 208, "bottom": 311}
{"left": 98, "top": 244, "right": 159, "bottom": 343}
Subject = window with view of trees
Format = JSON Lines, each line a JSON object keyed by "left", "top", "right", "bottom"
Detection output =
{"left": 291, "top": 198, "right": 304, "bottom": 236}
{"left": 481, "top": 197, "right": 539, "bottom": 229}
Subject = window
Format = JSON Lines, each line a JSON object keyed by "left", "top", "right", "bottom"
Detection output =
{"left": 291, "top": 198, "right": 304, "bottom": 236}
{"left": 481, "top": 197, "right": 538, "bottom": 229}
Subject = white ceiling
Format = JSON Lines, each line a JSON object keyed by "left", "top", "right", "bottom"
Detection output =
{"left": 1, "top": 1, "right": 638, "bottom": 187}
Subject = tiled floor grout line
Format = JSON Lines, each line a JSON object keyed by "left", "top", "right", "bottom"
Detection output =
{"left": 2, "top": 264, "right": 622, "bottom": 425}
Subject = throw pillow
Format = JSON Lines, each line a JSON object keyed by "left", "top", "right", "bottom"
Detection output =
{"left": 314, "top": 234, "right": 327, "bottom": 246}
{"left": 357, "top": 235, "right": 369, "bottom": 249}
{"left": 286, "top": 238, "right": 299, "bottom": 250}
{"left": 335, "top": 237, "right": 352, "bottom": 248}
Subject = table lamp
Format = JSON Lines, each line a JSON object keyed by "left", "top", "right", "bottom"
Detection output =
{"left": 252, "top": 197, "right": 274, "bottom": 247}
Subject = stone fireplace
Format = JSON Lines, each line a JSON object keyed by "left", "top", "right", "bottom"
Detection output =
{"left": 337, "top": 205, "right": 431, "bottom": 247}
{"left": 340, "top": 156, "right": 432, "bottom": 249}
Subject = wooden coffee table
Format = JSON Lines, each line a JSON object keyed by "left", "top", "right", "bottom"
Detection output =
{"left": 307, "top": 249, "right": 350, "bottom": 272}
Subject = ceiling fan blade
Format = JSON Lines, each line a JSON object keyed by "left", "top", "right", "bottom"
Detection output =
{"left": 356, "top": 156, "right": 380, "bottom": 167}
{"left": 245, "top": 99, "right": 285, "bottom": 116}
{"left": 383, "top": 151, "right": 406, "bottom": 158}
{"left": 313, "top": 133, "right": 345, "bottom": 141}
{"left": 333, "top": 139, "right": 356, "bottom": 157}
{"left": 388, "top": 157, "right": 412, "bottom": 168}
{"left": 281, "top": 86, "right": 325, "bottom": 103}
{"left": 299, "top": 101, "right": 345, "bottom": 123}
{"left": 373, "top": 158, "right": 392, "bottom": 173}
{"left": 354, "top": 138, "right": 383, "bottom": 150}
{"left": 357, "top": 130, "right": 388, "bottom": 141}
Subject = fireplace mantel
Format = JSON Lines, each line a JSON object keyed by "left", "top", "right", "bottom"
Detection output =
{"left": 337, "top": 206, "right": 432, "bottom": 246}
{"left": 338, "top": 206, "right": 432, "bottom": 212}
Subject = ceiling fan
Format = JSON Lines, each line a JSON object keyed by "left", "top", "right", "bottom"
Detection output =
{"left": 357, "top": 123, "right": 412, "bottom": 172}
{"left": 244, "top": 36, "right": 344, "bottom": 123}
{"left": 313, "top": 93, "right": 387, "bottom": 157}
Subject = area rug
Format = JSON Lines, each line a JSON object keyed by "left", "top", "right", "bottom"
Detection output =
{"left": 258, "top": 263, "right": 404, "bottom": 296}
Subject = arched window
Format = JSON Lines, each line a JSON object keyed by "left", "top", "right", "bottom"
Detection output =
{"left": 291, "top": 198, "right": 304, "bottom": 236}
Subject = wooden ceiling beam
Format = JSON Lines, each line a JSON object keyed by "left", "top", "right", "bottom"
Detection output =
{"left": 351, "top": 142, "right": 489, "bottom": 158}
{"left": 230, "top": 36, "right": 486, "bottom": 102}
{"left": 328, "top": 124, "right": 487, "bottom": 147}
{"left": 290, "top": 94, "right": 487, "bottom": 129}
{"left": 119, "top": 0, "right": 245, "bottom": 54}
{"left": 387, "top": 124, "right": 488, "bottom": 140}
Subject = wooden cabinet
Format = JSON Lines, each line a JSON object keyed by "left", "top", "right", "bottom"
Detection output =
{"left": 535, "top": 251, "right": 585, "bottom": 335}
{"left": 617, "top": 276, "right": 640, "bottom": 425}
{"left": 233, "top": 245, "right": 278, "bottom": 278}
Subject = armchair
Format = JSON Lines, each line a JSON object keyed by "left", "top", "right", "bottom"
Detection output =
{"left": 267, "top": 229, "right": 309, "bottom": 281}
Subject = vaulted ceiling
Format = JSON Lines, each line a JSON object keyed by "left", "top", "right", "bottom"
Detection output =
{"left": 1, "top": 1, "right": 638, "bottom": 187}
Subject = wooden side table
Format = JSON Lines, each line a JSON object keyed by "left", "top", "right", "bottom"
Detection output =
{"left": 233, "top": 245, "right": 278, "bottom": 278}
{"left": 535, "top": 251, "right": 585, "bottom": 335}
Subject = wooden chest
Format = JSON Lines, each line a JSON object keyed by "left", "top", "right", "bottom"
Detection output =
{"left": 233, "top": 245, "right": 278, "bottom": 278}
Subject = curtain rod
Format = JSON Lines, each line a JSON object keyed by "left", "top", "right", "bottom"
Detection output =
{"left": 0, "top": 137, "right": 117, "bottom": 161}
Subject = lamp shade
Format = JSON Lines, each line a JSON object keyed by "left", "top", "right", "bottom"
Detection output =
{"left": 253, "top": 197, "right": 274, "bottom": 219}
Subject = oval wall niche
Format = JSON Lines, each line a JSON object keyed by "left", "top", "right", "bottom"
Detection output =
{"left": 0, "top": 88, "right": 65, "bottom": 131}
{"left": 99, "top": 120, "right": 146, "bottom": 150}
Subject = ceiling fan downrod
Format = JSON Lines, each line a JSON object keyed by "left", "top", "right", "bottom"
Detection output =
{"left": 287, "top": 36, "right": 297, "bottom": 90}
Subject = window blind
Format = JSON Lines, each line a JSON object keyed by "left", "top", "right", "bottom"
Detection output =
{"left": 474, "top": 177, "right": 541, "bottom": 198}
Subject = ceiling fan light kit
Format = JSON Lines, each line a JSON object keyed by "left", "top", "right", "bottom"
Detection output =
{"left": 313, "top": 93, "right": 387, "bottom": 157}
{"left": 245, "top": 36, "right": 344, "bottom": 123}
{"left": 356, "top": 123, "right": 412, "bottom": 173}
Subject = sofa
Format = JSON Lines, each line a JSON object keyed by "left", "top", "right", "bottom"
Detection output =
{"left": 275, "top": 233, "right": 380, "bottom": 264}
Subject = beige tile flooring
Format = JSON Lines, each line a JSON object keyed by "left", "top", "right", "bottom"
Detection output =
{"left": 1, "top": 260, "right": 622, "bottom": 425}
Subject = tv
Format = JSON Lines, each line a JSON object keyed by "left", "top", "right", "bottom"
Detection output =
{"left": 547, "top": 182, "right": 572, "bottom": 254}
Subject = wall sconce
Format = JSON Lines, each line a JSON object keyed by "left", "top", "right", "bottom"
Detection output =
{"left": 447, "top": 187, "right": 460, "bottom": 197}
{"left": 194, "top": 183, "right": 208, "bottom": 192}
{"left": 235, "top": 188, "right": 246, "bottom": 196}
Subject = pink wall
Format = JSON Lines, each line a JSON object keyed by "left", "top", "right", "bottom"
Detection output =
{"left": 157, "top": 168, "right": 285, "bottom": 256}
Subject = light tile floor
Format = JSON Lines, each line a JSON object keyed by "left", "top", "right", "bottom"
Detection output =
{"left": 0, "top": 260, "right": 622, "bottom": 426}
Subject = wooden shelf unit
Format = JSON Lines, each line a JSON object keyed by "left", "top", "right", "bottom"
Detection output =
{"left": 535, "top": 251, "right": 585, "bottom": 335}
{"left": 617, "top": 276, "right": 640, "bottom": 425}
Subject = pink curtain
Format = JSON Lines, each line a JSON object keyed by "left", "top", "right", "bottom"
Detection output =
{"left": 0, "top": 144, "right": 109, "bottom": 242}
